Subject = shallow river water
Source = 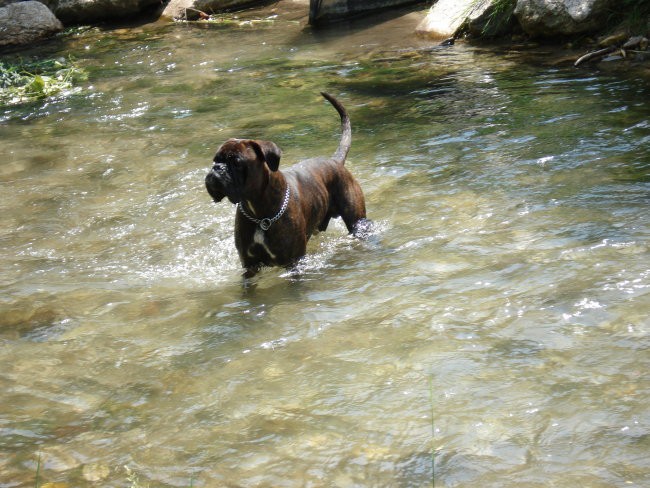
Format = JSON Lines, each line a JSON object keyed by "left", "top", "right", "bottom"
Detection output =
{"left": 1, "top": 3, "right": 649, "bottom": 487}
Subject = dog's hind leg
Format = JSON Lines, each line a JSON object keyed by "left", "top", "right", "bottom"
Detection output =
{"left": 337, "top": 178, "right": 368, "bottom": 236}
{"left": 318, "top": 215, "right": 332, "bottom": 232}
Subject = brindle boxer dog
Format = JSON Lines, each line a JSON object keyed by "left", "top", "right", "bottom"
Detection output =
{"left": 205, "top": 92, "right": 369, "bottom": 277}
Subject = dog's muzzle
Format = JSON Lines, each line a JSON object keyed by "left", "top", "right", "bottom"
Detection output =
{"left": 205, "top": 164, "right": 241, "bottom": 204}
{"left": 205, "top": 165, "right": 227, "bottom": 202}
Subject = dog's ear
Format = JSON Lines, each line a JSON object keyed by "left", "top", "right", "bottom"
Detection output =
{"left": 251, "top": 140, "right": 282, "bottom": 172}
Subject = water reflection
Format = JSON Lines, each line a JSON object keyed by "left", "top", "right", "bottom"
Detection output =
{"left": 1, "top": 3, "right": 649, "bottom": 487}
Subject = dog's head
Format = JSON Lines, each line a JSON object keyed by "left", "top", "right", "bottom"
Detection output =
{"left": 205, "top": 139, "right": 281, "bottom": 204}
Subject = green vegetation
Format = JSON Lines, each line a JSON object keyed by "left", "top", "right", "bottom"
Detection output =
{"left": 463, "top": 0, "right": 516, "bottom": 37}
{"left": 428, "top": 376, "right": 436, "bottom": 488}
{"left": 612, "top": 0, "right": 650, "bottom": 35}
{"left": 34, "top": 454, "right": 41, "bottom": 488}
{"left": 0, "top": 57, "right": 86, "bottom": 107}
{"left": 480, "top": 0, "right": 516, "bottom": 37}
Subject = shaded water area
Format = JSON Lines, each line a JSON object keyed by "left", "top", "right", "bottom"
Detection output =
{"left": 1, "top": 3, "right": 649, "bottom": 487}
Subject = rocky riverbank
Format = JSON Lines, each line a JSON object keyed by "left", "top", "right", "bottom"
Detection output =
{"left": 1, "top": 0, "right": 648, "bottom": 73}
{"left": 415, "top": 0, "right": 649, "bottom": 71}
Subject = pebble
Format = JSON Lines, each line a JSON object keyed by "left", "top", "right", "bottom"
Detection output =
{"left": 82, "top": 463, "right": 110, "bottom": 481}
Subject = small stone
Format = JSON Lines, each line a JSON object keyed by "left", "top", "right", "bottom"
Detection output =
{"left": 599, "top": 32, "right": 627, "bottom": 47}
{"left": 82, "top": 463, "right": 110, "bottom": 482}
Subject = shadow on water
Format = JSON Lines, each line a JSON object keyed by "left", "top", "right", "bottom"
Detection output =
{"left": 301, "top": 0, "right": 429, "bottom": 36}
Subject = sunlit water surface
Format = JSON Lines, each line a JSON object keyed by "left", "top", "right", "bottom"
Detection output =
{"left": 1, "top": 4, "right": 649, "bottom": 487}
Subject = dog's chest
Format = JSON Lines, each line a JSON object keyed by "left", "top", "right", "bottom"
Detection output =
{"left": 246, "top": 228, "right": 278, "bottom": 262}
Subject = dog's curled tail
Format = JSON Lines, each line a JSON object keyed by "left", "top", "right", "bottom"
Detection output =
{"left": 321, "top": 92, "right": 351, "bottom": 165}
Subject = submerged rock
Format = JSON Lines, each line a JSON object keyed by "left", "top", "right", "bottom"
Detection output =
{"left": 0, "top": 1, "right": 63, "bottom": 47}
{"left": 161, "top": 0, "right": 266, "bottom": 20}
{"left": 514, "top": 0, "right": 617, "bottom": 38}
{"left": 81, "top": 463, "right": 110, "bottom": 482}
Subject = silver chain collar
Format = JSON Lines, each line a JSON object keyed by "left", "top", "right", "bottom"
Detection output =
{"left": 237, "top": 186, "right": 291, "bottom": 231}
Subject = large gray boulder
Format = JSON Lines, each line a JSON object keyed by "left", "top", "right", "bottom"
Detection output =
{"left": 0, "top": 1, "right": 63, "bottom": 47}
{"left": 160, "top": 0, "right": 259, "bottom": 20}
{"left": 416, "top": 0, "right": 514, "bottom": 39}
{"left": 54, "top": 0, "right": 161, "bottom": 24}
{"left": 514, "top": 0, "right": 617, "bottom": 37}
{"left": 415, "top": 0, "right": 473, "bottom": 38}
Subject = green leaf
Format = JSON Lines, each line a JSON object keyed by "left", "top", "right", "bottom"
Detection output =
{"left": 27, "top": 75, "right": 46, "bottom": 96}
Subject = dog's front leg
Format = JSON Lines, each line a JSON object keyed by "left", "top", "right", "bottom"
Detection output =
{"left": 243, "top": 267, "right": 259, "bottom": 279}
